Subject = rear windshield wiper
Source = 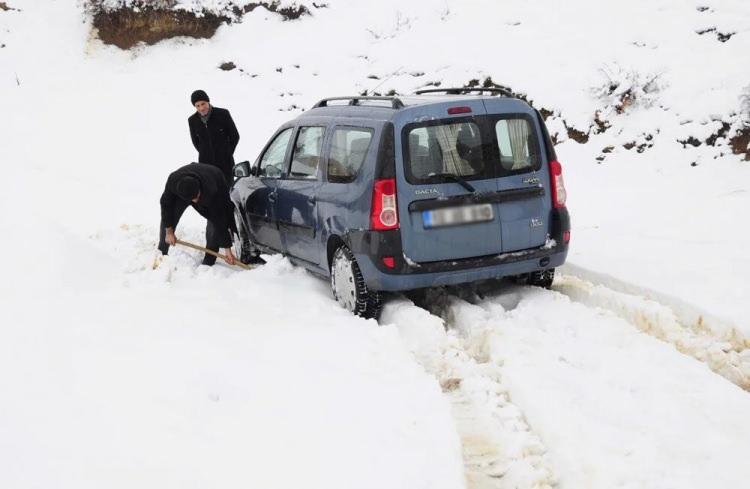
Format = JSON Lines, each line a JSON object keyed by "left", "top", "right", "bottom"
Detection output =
{"left": 426, "top": 172, "right": 476, "bottom": 193}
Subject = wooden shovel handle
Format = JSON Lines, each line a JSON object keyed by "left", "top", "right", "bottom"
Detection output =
{"left": 175, "top": 239, "right": 252, "bottom": 270}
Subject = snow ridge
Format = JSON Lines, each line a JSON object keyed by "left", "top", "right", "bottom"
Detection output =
{"left": 554, "top": 274, "right": 750, "bottom": 390}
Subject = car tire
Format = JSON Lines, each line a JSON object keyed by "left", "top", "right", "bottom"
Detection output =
{"left": 233, "top": 208, "right": 260, "bottom": 265}
{"left": 526, "top": 268, "right": 555, "bottom": 289}
{"left": 364, "top": 292, "right": 384, "bottom": 319}
{"left": 330, "top": 246, "right": 382, "bottom": 319}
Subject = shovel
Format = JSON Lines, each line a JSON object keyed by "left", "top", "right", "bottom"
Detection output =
{"left": 175, "top": 239, "right": 253, "bottom": 270}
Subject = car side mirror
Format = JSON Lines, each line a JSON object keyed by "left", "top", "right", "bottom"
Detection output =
{"left": 233, "top": 161, "right": 251, "bottom": 178}
{"left": 250, "top": 165, "right": 260, "bottom": 177}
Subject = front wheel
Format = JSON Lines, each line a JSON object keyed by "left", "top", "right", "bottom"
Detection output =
{"left": 330, "top": 246, "right": 383, "bottom": 319}
{"left": 233, "top": 208, "right": 263, "bottom": 265}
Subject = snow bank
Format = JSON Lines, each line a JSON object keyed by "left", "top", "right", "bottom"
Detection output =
{"left": 0, "top": 225, "right": 465, "bottom": 489}
{"left": 88, "top": 0, "right": 316, "bottom": 17}
{"left": 555, "top": 273, "right": 750, "bottom": 390}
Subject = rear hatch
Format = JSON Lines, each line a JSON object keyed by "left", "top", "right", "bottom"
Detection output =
{"left": 395, "top": 98, "right": 551, "bottom": 263}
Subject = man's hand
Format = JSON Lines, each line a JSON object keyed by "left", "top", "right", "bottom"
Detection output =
{"left": 165, "top": 227, "right": 177, "bottom": 246}
{"left": 224, "top": 247, "right": 237, "bottom": 266}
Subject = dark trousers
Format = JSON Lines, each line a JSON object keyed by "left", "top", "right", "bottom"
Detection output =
{"left": 158, "top": 202, "right": 223, "bottom": 266}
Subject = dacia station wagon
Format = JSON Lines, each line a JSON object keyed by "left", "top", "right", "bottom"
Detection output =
{"left": 231, "top": 88, "right": 570, "bottom": 318}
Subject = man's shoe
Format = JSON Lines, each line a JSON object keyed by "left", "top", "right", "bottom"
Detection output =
{"left": 246, "top": 254, "right": 266, "bottom": 265}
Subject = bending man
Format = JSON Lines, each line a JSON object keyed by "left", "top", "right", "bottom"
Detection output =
{"left": 158, "top": 163, "right": 237, "bottom": 266}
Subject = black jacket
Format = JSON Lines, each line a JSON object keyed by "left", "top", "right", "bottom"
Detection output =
{"left": 160, "top": 163, "right": 235, "bottom": 248}
{"left": 188, "top": 106, "right": 240, "bottom": 178}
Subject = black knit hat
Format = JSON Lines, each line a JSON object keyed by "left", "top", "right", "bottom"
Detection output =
{"left": 190, "top": 90, "right": 210, "bottom": 105}
{"left": 175, "top": 176, "right": 200, "bottom": 201}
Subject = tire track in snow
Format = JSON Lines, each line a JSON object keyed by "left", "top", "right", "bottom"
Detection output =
{"left": 553, "top": 274, "right": 750, "bottom": 391}
{"left": 442, "top": 284, "right": 750, "bottom": 489}
{"left": 381, "top": 293, "right": 559, "bottom": 489}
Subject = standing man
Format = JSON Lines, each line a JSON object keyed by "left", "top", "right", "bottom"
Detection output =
{"left": 188, "top": 90, "right": 240, "bottom": 182}
{"left": 158, "top": 162, "right": 237, "bottom": 267}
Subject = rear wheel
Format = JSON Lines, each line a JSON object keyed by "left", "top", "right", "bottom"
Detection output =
{"left": 330, "top": 246, "right": 383, "bottom": 319}
{"left": 526, "top": 268, "right": 555, "bottom": 289}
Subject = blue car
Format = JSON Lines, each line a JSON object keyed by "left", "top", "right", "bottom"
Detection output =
{"left": 231, "top": 88, "right": 570, "bottom": 318}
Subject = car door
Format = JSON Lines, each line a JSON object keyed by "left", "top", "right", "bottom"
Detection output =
{"left": 245, "top": 127, "right": 294, "bottom": 252}
{"left": 275, "top": 125, "right": 326, "bottom": 265}
{"left": 394, "top": 100, "right": 506, "bottom": 263}
{"left": 485, "top": 110, "right": 551, "bottom": 253}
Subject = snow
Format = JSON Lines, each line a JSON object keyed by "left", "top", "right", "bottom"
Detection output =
{"left": 561, "top": 142, "right": 750, "bottom": 336}
{"left": 382, "top": 287, "right": 750, "bottom": 489}
{"left": 0, "top": 227, "right": 465, "bottom": 489}
{"left": 381, "top": 298, "right": 559, "bottom": 489}
{"left": 555, "top": 274, "right": 750, "bottom": 389}
{"left": 474, "top": 288, "right": 750, "bottom": 489}
{"left": 1, "top": 0, "right": 749, "bottom": 488}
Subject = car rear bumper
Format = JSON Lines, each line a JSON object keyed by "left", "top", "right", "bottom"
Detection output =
{"left": 345, "top": 208, "right": 569, "bottom": 291}
{"left": 354, "top": 246, "right": 567, "bottom": 291}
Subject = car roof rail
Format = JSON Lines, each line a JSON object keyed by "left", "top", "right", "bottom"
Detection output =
{"left": 312, "top": 96, "right": 405, "bottom": 109}
{"left": 414, "top": 87, "right": 514, "bottom": 97}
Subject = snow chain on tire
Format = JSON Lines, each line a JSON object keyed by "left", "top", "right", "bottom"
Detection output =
{"left": 331, "top": 246, "right": 383, "bottom": 319}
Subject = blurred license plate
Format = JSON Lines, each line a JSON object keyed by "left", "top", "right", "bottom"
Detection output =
{"left": 422, "top": 203, "right": 494, "bottom": 228}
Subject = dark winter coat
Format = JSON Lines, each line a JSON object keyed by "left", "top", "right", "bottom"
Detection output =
{"left": 188, "top": 106, "right": 240, "bottom": 179}
{"left": 160, "top": 163, "right": 235, "bottom": 248}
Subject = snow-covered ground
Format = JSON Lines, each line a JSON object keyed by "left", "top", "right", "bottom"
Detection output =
{"left": 1, "top": 0, "right": 749, "bottom": 488}
{"left": 0, "top": 225, "right": 466, "bottom": 489}
{"left": 383, "top": 284, "right": 750, "bottom": 489}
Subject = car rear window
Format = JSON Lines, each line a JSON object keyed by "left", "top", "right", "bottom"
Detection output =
{"left": 495, "top": 118, "right": 539, "bottom": 171}
{"left": 405, "top": 121, "right": 486, "bottom": 183}
{"left": 327, "top": 127, "right": 374, "bottom": 182}
{"left": 403, "top": 115, "right": 541, "bottom": 184}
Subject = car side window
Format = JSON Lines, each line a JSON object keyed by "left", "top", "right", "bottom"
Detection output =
{"left": 259, "top": 128, "right": 293, "bottom": 178}
{"left": 289, "top": 126, "right": 325, "bottom": 179}
{"left": 495, "top": 119, "right": 538, "bottom": 171}
{"left": 327, "top": 127, "right": 374, "bottom": 182}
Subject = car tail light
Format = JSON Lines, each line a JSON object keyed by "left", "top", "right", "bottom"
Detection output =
{"left": 563, "top": 231, "right": 571, "bottom": 243}
{"left": 371, "top": 178, "right": 399, "bottom": 230}
{"left": 448, "top": 106, "right": 472, "bottom": 115}
{"left": 382, "top": 256, "right": 395, "bottom": 268}
{"left": 549, "top": 160, "right": 567, "bottom": 208}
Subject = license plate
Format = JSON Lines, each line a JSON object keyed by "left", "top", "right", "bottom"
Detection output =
{"left": 422, "top": 203, "right": 494, "bottom": 228}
